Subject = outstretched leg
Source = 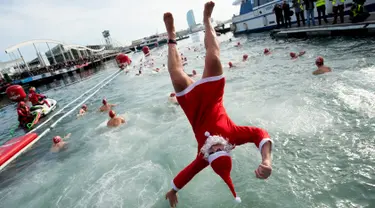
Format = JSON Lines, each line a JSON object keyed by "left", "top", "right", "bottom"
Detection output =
{"left": 164, "top": 13, "right": 194, "bottom": 93}
{"left": 202, "top": 1, "right": 223, "bottom": 78}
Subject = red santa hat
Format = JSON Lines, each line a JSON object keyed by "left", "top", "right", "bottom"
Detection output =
{"left": 202, "top": 131, "right": 241, "bottom": 203}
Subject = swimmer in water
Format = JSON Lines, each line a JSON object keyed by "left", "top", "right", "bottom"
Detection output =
{"left": 243, "top": 54, "right": 249, "bottom": 61}
{"left": 235, "top": 42, "right": 241, "bottom": 47}
{"left": 168, "top": 92, "right": 179, "bottom": 105}
{"left": 228, "top": 61, "right": 234, "bottom": 68}
{"left": 99, "top": 99, "right": 116, "bottom": 112}
{"left": 264, "top": 48, "right": 271, "bottom": 55}
{"left": 50, "top": 133, "right": 71, "bottom": 152}
{"left": 187, "top": 70, "right": 197, "bottom": 77}
{"left": 153, "top": 68, "right": 160, "bottom": 73}
{"left": 290, "top": 51, "right": 306, "bottom": 59}
{"left": 163, "top": 2, "right": 273, "bottom": 207}
{"left": 313, "top": 56, "right": 332, "bottom": 75}
{"left": 78, "top": 104, "right": 88, "bottom": 117}
{"left": 107, "top": 110, "right": 126, "bottom": 127}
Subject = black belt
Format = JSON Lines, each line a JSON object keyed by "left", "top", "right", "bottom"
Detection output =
{"left": 208, "top": 148, "right": 223, "bottom": 155}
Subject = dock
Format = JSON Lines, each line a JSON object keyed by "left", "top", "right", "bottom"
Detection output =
{"left": 271, "top": 15, "right": 375, "bottom": 39}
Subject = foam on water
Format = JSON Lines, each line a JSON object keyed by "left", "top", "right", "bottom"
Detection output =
{"left": 0, "top": 33, "right": 375, "bottom": 208}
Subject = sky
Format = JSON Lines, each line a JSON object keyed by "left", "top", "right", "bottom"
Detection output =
{"left": 0, "top": 0, "right": 239, "bottom": 62}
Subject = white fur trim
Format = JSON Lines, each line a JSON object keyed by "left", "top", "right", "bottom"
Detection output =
{"left": 235, "top": 197, "right": 242, "bottom": 203}
{"left": 175, "top": 75, "right": 224, "bottom": 97}
{"left": 171, "top": 180, "right": 180, "bottom": 192}
{"left": 208, "top": 151, "right": 231, "bottom": 164}
{"left": 201, "top": 135, "right": 233, "bottom": 158}
{"left": 259, "top": 138, "right": 273, "bottom": 152}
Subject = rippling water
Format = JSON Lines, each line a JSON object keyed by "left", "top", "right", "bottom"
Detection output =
{"left": 0, "top": 32, "right": 374, "bottom": 208}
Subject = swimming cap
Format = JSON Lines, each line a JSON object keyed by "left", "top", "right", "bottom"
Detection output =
{"left": 264, "top": 48, "right": 270, "bottom": 54}
{"left": 228, "top": 62, "right": 233, "bottom": 68}
{"left": 19, "top": 101, "right": 26, "bottom": 107}
{"left": 82, "top": 104, "right": 87, "bottom": 110}
{"left": 170, "top": 92, "right": 176, "bottom": 97}
{"left": 315, "top": 56, "right": 324, "bottom": 66}
{"left": 290, "top": 52, "right": 296, "bottom": 58}
{"left": 53, "top": 136, "right": 62, "bottom": 144}
{"left": 102, "top": 99, "right": 107, "bottom": 105}
{"left": 243, "top": 54, "right": 248, "bottom": 60}
{"left": 109, "top": 110, "right": 116, "bottom": 118}
{"left": 29, "top": 87, "right": 36, "bottom": 92}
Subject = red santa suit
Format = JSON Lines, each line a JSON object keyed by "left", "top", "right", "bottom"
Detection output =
{"left": 173, "top": 74, "right": 272, "bottom": 201}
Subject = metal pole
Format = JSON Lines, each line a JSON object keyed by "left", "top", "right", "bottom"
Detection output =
{"left": 69, "top": 48, "right": 75, "bottom": 61}
{"left": 59, "top": 44, "right": 67, "bottom": 63}
{"left": 33, "top": 43, "right": 45, "bottom": 67}
{"left": 17, "top": 48, "right": 30, "bottom": 71}
{"left": 78, "top": 50, "right": 83, "bottom": 59}
{"left": 46, "top": 42, "right": 57, "bottom": 65}
{"left": 11, "top": 52, "right": 21, "bottom": 73}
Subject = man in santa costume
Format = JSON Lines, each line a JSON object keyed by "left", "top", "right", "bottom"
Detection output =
{"left": 163, "top": 2, "right": 273, "bottom": 207}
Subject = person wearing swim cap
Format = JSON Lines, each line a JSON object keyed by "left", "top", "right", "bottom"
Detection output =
{"left": 50, "top": 133, "right": 71, "bottom": 152}
{"left": 187, "top": 70, "right": 198, "bottom": 78}
{"left": 264, "top": 48, "right": 271, "bottom": 55}
{"left": 243, "top": 54, "right": 249, "bottom": 61}
{"left": 313, "top": 56, "right": 332, "bottom": 75}
{"left": 28, "top": 87, "right": 50, "bottom": 107}
{"left": 290, "top": 51, "right": 306, "bottom": 59}
{"left": 163, "top": 2, "right": 273, "bottom": 207}
{"left": 78, "top": 104, "right": 88, "bottom": 117}
{"left": 17, "top": 101, "right": 33, "bottom": 128}
{"left": 107, "top": 110, "right": 125, "bottom": 127}
{"left": 168, "top": 92, "right": 179, "bottom": 105}
{"left": 99, "top": 98, "right": 116, "bottom": 112}
{"left": 228, "top": 61, "right": 234, "bottom": 68}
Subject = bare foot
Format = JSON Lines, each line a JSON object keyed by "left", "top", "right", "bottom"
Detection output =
{"left": 203, "top": 1, "right": 215, "bottom": 24}
{"left": 164, "top": 13, "right": 176, "bottom": 40}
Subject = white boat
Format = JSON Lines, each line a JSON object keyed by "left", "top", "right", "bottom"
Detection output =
{"left": 30, "top": 98, "right": 57, "bottom": 117}
{"left": 136, "top": 34, "right": 168, "bottom": 50}
{"left": 231, "top": 0, "right": 375, "bottom": 34}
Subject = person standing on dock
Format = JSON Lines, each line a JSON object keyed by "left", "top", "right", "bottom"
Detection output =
{"left": 163, "top": 2, "right": 273, "bottom": 207}
{"left": 304, "top": 0, "right": 316, "bottom": 26}
{"left": 273, "top": 3, "right": 285, "bottom": 28}
{"left": 316, "top": 0, "right": 329, "bottom": 25}
{"left": 293, "top": 0, "right": 306, "bottom": 27}
{"left": 282, "top": 0, "right": 292, "bottom": 28}
{"left": 332, "top": 0, "right": 345, "bottom": 24}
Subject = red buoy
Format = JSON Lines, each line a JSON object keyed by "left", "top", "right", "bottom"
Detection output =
{"left": 116, "top": 53, "right": 131, "bottom": 65}
{"left": 6, "top": 85, "right": 26, "bottom": 102}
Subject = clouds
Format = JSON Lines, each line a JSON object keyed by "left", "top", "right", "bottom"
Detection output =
{"left": 0, "top": 0, "right": 239, "bottom": 61}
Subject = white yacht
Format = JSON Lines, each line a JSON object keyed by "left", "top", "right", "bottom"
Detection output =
{"left": 231, "top": 0, "right": 375, "bottom": 34}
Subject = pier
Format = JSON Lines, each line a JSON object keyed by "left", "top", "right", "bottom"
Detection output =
{"left": 271, "top": 13, "right": 375, "bottom": 39}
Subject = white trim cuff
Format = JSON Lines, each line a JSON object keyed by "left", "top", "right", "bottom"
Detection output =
{"left": 175, "top": 75, "right": 224, "bottom": 97}
{"left": 171, "top": 180, "right": 180, "bottom": 192}
{"left": 259, "top": 138, "right": 273, "bottom": 153}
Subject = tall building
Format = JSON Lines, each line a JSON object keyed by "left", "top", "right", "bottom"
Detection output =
{"left": 186, "top": 10, "right": 196, "bottom": 29}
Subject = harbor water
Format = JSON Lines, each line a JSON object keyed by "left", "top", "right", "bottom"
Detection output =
{"left": 0, "top": 32, "right": 374, "bottom": 208}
